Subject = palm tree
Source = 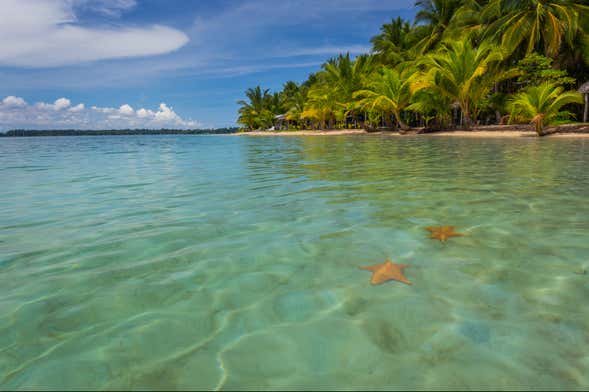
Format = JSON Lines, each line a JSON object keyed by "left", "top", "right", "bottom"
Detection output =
{"left": 237, "top": 86, "right": 284, "bottom": 130}
{"left": 302, "top": 83, "right": 340, "bottom": 129}
{"left": 482, "top": 0, "right": 589, "bottom": 58}
{"left": 556, "top": 24, "right": 589, "bottom": 83}
{"left": 305, "top": 53, "right": 376, "bottom": 128}
{"left": 509, "top": 82, "right": 583, "bottom": 135}
{"left": 371, "top": 17, "right": 415, "bottom": 65}
{"left": 281, "top": 82, "right": 308, "bottom": 128}
{"left": 237, "top": 86, "right": 270, "bottom": 130}
{"left": 407, "top": 89, "right": 453, "bottom": 128}
{"left": 353, "top": 66, "right": 423, "bottom": 130}
{"left": 414, "top": 0, "right": 465, "bottom": 53}
{"left": 443, "top": 0, "right": 490, "bottom": 43}
{"left": 421, "top": 38, "right": 515, "bottom": 128}
{"left": 322, "top": 54, "right": 374, "bottom": 104}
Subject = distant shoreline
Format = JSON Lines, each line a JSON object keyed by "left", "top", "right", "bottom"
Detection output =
{"left": 0, "top": 129, "right": 238, "bottom": 137}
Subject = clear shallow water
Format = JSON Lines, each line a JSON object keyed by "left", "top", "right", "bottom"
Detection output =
{"left": 0, "top": 135, "right": 588, "bottom": 390}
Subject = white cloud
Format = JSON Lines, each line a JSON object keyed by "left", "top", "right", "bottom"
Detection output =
{"left": 190, "top": 0, "right": 414, "bottom": 51}
{"left": 0, "top": 0, "right": 415, "bottom": 90}
{"left": 54, "top": 98, "right": 71, "bottom": 110}
{"left": 73, "top": 0, "right": 137, "bottom": 17}
{"left": 36, "top": 98, "right": 71, "bottom": 111}
{"left": 91, "top": 106, "right": 116, "bottom": 114}
{"left": 69, "top": 103, "right": 85, "bottom": 112}
{"left": 0, "top": 96, "right": 201, "bottom": 130}
{"left": 0, "top": 0, "right": 189, "bottom": 67}
{"left": 2, "top": 96, "right": 27, "bottom": 107}
{"left": 154, "top": 103, "right": 180, "bottom": 122}
{"left": 119, "top": 104, "right": 134, "bottom": 116}
{"left": 136, "top": 108, "right": 154, "bottom": 118}
{"left": 200, "top": 61, "right": 323, "bottom": 78}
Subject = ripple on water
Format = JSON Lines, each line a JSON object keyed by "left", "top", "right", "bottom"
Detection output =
{"left": 1, "top": 135, "right": 589, "bottom": 389}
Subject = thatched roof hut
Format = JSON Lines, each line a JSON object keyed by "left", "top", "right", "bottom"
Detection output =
{"left": 580, "top": 82, "right": 589, "bottom": 123}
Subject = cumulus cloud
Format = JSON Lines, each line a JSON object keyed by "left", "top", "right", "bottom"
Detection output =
{"left": 35, "top": 98, "right": 71, "bottom": 111}
{"left": 69, "top": 103, "right": 85, "bottom": 112}
{"left": 0, "top": 0, "right": 189, "bottom": 67}
{"left": 154, "top": 103, "right": 181, "bottom": 123}
{"left": 0, "top": 96, "right": 200, "bottom": 130}
{"left": 118, "top": 104, "right": 134, "bottom": 116}
{"left": 54, "top": 98, "right": 72, "bottom": 110}
{"left": 2, "top": 96, "right": 27, "bottom": 107}
{"left": 136, "top": 108, "right": 153, "bottom": 118}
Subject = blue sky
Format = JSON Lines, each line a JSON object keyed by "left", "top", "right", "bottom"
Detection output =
{"left": 0, "top": 0, "right": 415, "bottom": 130}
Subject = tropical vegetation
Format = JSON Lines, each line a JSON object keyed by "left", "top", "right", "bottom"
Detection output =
{"left": 509, "top": 83, "right": 583, "bottom": 135}
{"left": 237, "top": 0, "right": 589, "bottom": 135}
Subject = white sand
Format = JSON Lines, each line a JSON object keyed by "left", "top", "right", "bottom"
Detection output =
{"left": 239, "top": 128, "right": 589, "bottom": 138}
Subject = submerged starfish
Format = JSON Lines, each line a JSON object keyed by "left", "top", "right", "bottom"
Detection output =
{"left": 426, "top": 226, "right": 464, "bottom": 242}
{"left": 359, "top": 259, "right": 411, "bottom": 285}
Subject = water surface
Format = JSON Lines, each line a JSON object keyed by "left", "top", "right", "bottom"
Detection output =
{"left": 1, "top": 135, "right": 588, "bottom": 390}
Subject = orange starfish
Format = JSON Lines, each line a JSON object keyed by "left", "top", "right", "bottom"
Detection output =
{"left": 426, "top": 226, "right": 464, "bottom": 241}
{"left": 359, "top": 259, "right": 411, "bottom": 285}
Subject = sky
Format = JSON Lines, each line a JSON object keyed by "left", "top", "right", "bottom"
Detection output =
{"left": 0, "top": 0, "right": 416, "bottom": 130}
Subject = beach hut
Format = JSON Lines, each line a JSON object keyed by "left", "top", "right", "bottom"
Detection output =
{"left": 273, "top": 114, "right": 287, "bottom": 130}
{"left": 580, "top": 81, "right": 589, "bottom": 123}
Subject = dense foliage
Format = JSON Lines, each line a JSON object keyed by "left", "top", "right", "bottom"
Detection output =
{"left": 237, "top": 0, "right": 589, "bottom": 133}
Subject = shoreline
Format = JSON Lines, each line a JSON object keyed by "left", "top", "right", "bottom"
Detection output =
{"left": 240, "top": 125, "right": 589, "bottom": 138}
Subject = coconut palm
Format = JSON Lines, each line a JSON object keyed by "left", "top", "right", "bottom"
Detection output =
{"left": 421, "top": 38, "right": 515, "bottom": 128}
{"left": 371, "top": 17, "right": 415, "bottom": 65}
{"left": 322, "top": 54, "right": 375, "bottom": 107}
{"left": 407, "top": 89, "right": 454, "bottom": 128}
{"left": 353, "top": 66, "right": 423, "bottom": 130}
{"left": 237, "top": 86, "right": 270, "bottom": 130}
{"left": 509, "top": 82, "right": 583, "bottom": 135}
{"left": 556, "top": 26, "right": 589, "bottom": 83}
{"left": 237, "top": 87, "right": 285, "bottom": 130}
{"left": 304, "top": 53, "right": 376, "bottom": 128}
{"left": 283, "top": 83, "right": 308, "bottom": 127}
{"left": 302, "top": 82, "right": 341, "bottom": 129}
{"left": 414, "top": 0, "right": 465, "bottom": 53}
{"left": 444, "top": 0, "right": 489, "bottom": 42}
{"left": 482, "top": 0, "right": 589, "bottom": 58}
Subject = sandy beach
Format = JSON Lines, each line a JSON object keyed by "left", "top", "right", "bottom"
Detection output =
{"left": 240, "top": 124, "right": 589, "bottom": 138}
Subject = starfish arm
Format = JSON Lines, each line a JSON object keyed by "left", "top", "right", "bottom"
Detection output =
{"left": 426, "top": 226, "right": 464, "bottom": 241}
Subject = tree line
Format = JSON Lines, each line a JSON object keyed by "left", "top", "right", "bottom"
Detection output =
{"left": 237, "top": 0, "right": 589, "bottom": 135}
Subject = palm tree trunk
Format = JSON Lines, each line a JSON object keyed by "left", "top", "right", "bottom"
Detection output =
{"left": 395, "top": 111, "right": 409, "bottom": 130}
{"left": 463, "top": 113, "right": 473, "bottom": 129}
{"left": 461, "top": 101, "right": 472, "bottom": 130}
{"left": 536, "top": 121, "right": 544, "bottom": 136}
{"left": 583, "top": 94, "right": 589, "bottom": 122}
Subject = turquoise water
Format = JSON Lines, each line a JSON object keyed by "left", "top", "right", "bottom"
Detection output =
{"left": 1, "top": 135, "right": 588, "bottom": 390}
